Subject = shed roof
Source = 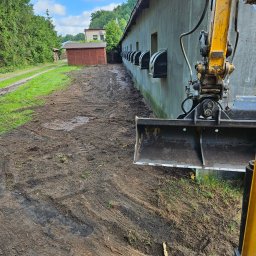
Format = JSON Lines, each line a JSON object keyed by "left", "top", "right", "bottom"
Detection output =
{"left": 63, "top": 42, "right": 106, "bottom": 49}
{"left": 84, "top": 28, "right": 106, "bottom": 31}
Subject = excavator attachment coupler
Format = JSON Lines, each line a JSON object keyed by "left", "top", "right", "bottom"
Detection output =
{"left": 134, "top": 117, "right": 256, "bottom": 172}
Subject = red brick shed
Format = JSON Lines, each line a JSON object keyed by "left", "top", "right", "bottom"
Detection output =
{"left": 63, "top": 42, "right": 107, "bottom": 66}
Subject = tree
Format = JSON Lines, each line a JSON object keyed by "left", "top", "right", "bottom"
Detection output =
{"left": 60, "top": 33, "right": 85, "bottom": 43}
{"left": 0, "top": 0, "right": 60, "bottom": 68}
{"left": 89, "top": 0, "right": 136, "bottom": 30}
{"left": 105, "top": 20, "right": 122, "bottom": 52}
{"left": 119, "top": 18, "right": 127, "bottom": 32}
{"left": 74, "top": 33, "right": 85, "bottom": 41}
{"left": 89, "top": 10, "right": 115, "bottom": 29}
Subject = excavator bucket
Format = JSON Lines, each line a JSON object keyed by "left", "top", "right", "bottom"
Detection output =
{"left": 134, "top": 117, "right": 256, "bottom": 172}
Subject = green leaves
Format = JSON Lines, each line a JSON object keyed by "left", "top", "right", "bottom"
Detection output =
{"left": 88, "top": 0, "right": 136, "bottom": 51}
{"left": 60, "top": 33, "right": 85, "bottom": 43}
{"left": 89, "top": 0, "right": 136, "bottom": 30}
{"left": 0, "top": 0, "right": 61, "bottom": 69}
{"left": 105, "top": 20, "right": 123, "bottom": 52}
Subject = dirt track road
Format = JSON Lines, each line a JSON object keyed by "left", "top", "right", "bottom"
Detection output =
{"left": 0, "top": 64, "right": 240, "bottom": 255}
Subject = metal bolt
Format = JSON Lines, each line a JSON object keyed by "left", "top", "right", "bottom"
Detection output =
{"left": 204, "top": 109, "right": 212, "bottom": 117}
{"left": 207, "top": 101, "right": 214, "bottom": 108}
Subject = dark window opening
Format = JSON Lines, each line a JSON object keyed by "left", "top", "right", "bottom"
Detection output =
{"left": 136, "top": 42, "right": 139, "bottom": 51}
{"left": 151, "top": 32, "right": 158, "bottom": 56}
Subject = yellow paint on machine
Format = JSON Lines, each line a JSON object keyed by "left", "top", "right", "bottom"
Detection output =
{"left": 242, "top": 161, "right": 256, "bottom": 256}
{"left": 208, "top": 0, "right": 232, "bottom": 75}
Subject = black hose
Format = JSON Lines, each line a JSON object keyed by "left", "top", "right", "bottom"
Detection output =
{"left": 181, "top": 96, "right": 194, "bottom": 114}
{"left": 180, "top": 0, "right": 210, "bottom": 82}
{"left": 231, "top": 0, "right": 240, "bottom": 63}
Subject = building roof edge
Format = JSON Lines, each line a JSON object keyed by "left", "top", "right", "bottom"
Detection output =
{"left": 119, "top": 0, "right": 149, "bottom": 45}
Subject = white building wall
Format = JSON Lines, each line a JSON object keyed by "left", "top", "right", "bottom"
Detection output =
{"left": 85, "top": 29, "right": 106, "bottom": 42}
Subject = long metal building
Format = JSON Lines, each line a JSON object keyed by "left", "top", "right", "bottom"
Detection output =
{"left": 120, "top": 0, "right": 256, "bottom": 119}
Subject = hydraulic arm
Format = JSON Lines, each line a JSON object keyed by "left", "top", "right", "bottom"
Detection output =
{"left": 195, "top": 0, "right": 235, "bottom": 102}
{"left": 134, "top": 0, "right": 256, "bottom": 171}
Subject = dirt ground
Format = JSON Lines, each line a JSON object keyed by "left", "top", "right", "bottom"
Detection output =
{"left": 0, "top": 64, "right": 242, "bottom": 256}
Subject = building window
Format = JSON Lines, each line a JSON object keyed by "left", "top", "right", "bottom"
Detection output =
{"left": 93, "top": 35, "right": 98, "bottom": 40}
{"left": 136, "top": 42, "right": 139, "bottom": 51}
{"left": 100, "top": 35, "right": 104, "bottom": 41}
{"left": 151, "top": 32, "right": 158, "bottom": 55}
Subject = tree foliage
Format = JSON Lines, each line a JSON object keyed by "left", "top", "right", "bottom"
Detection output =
{"left": 60, "top": 33, "right": 85, "bottom": 43}
{"left": 90, "top": 10, "right": 116, "bottom": 29}
{"left": 105, "top": 20, "right": 122, "bottom": 52}
{"left": 89, "top": 0, "right": 136, "bottom": 30}
{"left": 0, "top": 0, "right": 60, "bottom": 68}
{"left": 89, "top": 0, "right": 136, "bottom": 51}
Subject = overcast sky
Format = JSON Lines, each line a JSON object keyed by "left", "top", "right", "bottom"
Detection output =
{"left": 30, "top": 0, "right": 126, "bottom": 35}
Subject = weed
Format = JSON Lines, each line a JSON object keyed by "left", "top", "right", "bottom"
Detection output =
{"left": 227, "top": 220, "right": 238, "bottom": 234}
{"left": 81, "top": 170, "right": 91, "bottom": 180}
{"left": 201, "top": 190, "right": 214, "bottom": 199}
{"left": 202, "top": 214, "right": 211, "bottom": 223}
{"left": 190, "top": 201, "right": 199, "bottom": 211}
{"left": 125, "top": 230, "right": 138, "bottom": 245}
{"left": 107, "top": 200, "right": 114, "bottom": 209}
{"left": 57, "top": 153, "right": 69, "bottom": 164}
{"left": 143, "top": 230, "right": 152, "bottom": 246}
{"left": 196, "top": 176, "right": 242, "bottom": 199}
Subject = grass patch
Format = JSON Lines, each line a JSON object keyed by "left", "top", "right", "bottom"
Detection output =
{"left": 0, "top": 64, "right": 80, "bottom": 134}
{"left": 156, "top": 176, "right": 242, "bottom": 255}
{"left": 0, "top": 64, "right": 64, "bottom": 89}
{"left": 0, "top": 61, "right": 66, "bottom": 77}
{"left": 81, "top": 170, "right": 91, "bottom": 180}
{"left": 157, "top": 175, "right": 243, "bottom": 218}
{"left": 159, "top": 176, "right": 242, "bottom": 204}
{"left": 195, "top": 175, "right": 243, "bottom": 199}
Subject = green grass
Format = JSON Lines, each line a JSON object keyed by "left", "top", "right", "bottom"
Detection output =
{"left": 0, "top": 62, "right": 55, "bottom": 77}
{"left": 0, "top": 65, "right": 60, "bottom": 89}
{"left": 195, "top": 175, "right": 243, "bottom": 199}
{"left": 0, "top": 60, "right": 67, "bottom": 78}
{"left": 0, "top": 64, "right": 80, "bottom": 134}
{"left": 159, "top": 175, "right": 242, "bottom": 208}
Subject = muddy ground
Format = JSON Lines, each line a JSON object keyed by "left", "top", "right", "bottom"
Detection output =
{"left": 0, "top": 64, "right": 242, "bottom": 255}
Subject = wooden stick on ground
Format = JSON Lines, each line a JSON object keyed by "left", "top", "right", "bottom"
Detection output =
{"left": 163, "top": 242, "right": 168, "bottom": 256}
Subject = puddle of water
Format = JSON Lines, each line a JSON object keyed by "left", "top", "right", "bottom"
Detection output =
{"left": 14, "top": 192, "right": 94, "bottom": 237}
{"left": 42, "top": 116, "right": 89, "bottom": 131}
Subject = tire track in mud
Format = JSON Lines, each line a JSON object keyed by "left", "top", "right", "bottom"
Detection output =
{"left": 0, "top": 64, "right": 56, "bottom": 82}
{"left": 0, "top": 64, "right": 240, "bottom": 256}
{"left": 13, "top": 189, "right": 94, "bottom": 238}
{"left": 0, "top": 66, "right": 60, "bottom": 96}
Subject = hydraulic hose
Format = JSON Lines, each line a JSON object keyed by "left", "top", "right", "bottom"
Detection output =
{"left": 179, "top": 0, "right": 210, "bottom": 82}
{"left": 181, "top": 96, "right": 194, "bottom": 114}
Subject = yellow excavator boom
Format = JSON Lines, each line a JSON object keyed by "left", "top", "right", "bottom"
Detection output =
{"left": 208, "top": 0, "right": 232, "bottom": 76}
